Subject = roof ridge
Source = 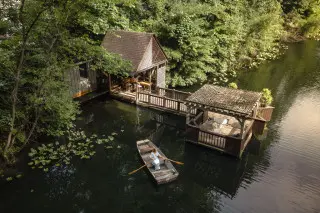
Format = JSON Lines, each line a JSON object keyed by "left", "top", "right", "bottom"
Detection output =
{"left": 111, "top": 30, "right": 154, "bottom": 36}
{"left": 204, "top": 84, "right": 261, "bottom": 95}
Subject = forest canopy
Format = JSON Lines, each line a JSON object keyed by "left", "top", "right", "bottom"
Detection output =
{"left": 0, "top": 0, "right": 319, "bottom": 163}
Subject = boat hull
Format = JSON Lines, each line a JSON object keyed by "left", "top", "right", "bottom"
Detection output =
{"left": 136, "top": 139, "right": 179, "bottom": 185}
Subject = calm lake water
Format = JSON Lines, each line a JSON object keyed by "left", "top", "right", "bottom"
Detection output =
{"left": 1, "top": 40, "right": 320, "bottom": 213}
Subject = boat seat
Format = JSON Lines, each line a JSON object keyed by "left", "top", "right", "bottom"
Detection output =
{"left": 140, "top": 147, "right": 154, "bottom": 154}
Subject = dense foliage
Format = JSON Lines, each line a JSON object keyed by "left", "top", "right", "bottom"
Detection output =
{"left": 128, "top": 0, "right": 284, "bottom": 86}
{"left": 282, "top": 0, "right": 320, "bottom": 39}
{"left": 0, "top": 0, "right": 131, "bottom": 163}
{"left": 0, "top": 0, "right": 319, "bottom": 164}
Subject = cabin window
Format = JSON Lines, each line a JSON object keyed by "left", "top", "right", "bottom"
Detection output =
{"left": 79, "top": 63, "right": 88, "bottom": 78}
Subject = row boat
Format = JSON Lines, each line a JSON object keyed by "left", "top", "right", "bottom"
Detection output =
{"left": 136, "top": 139, "right": 179, "bottom": 185}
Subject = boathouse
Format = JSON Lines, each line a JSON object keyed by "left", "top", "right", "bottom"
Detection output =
{"left": 101, "top": 30, "right": 168, "bottom": 101}
{"left": 64, "top": 30, "right": 274, "bottom": 158}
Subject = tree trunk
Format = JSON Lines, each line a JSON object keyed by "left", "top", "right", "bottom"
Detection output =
{"left": 5, "top": 47, "right": 25, "bottom": 154}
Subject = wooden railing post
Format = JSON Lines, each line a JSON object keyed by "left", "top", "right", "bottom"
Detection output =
{"left": 136, "top": 90, "right": 139, "bottom": 104}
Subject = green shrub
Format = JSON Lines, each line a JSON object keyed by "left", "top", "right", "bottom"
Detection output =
{"left": 228, "top": 82, "right": 238, "bottom": 89}
{"left": 260, "top": 88, "right": 273, "bottom": 106}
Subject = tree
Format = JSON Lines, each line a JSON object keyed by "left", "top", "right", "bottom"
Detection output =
{"left": 129, "top": 0, "right": 283, "bottom": 86}
{"left": 281, "top": 0, "right": 320, "bottom": 39}
{"left": 0, "top": 0, "right": 131, "bottom": 163}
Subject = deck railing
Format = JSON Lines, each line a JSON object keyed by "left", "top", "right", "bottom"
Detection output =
{"left": 157, "top": 87, "right": 192, "bottom": 101}
{"left": 137, "top": 87, "right": 196, "bottom": 115}
{"left": 186, "top": 112, "right": 252, "bottom": 157}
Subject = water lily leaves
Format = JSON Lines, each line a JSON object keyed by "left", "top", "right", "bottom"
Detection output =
{"left": 6, "top": 177, "right": 13, "bottom": 181}
{"left": 27, "top": 127, "right": 119, "bottom": 173}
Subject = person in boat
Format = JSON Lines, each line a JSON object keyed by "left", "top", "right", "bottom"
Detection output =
{"left": 150, "top": 148, "right": 162, "bottom": 171}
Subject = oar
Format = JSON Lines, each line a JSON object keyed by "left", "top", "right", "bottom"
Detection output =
{"left": 128, "top": 158, "right": 184, "bottom": 175}
{"left": 128, "top": 164, "right": 150, "bottom": 175}
{"left": 163, "top": 158, "right": 184, "bottom": 165}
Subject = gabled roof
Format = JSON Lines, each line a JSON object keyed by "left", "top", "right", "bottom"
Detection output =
{"left": 186, "top": 84, "right": 261, "bottom": 117}
{"left": 101, "top": 30, "right": 167, "bottom": 73}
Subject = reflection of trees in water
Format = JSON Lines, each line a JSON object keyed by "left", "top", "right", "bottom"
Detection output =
{"left": 45, "top": 165, "right": 77, "bottom": 200}
{"left": 239, "top": 41, "right": 320, "bottom": 127}
{"left": 69, "top": 88, "right": 292, "bottom": 211}
{"left": 116, "top": 180, "right": 222, "bottom": 213}
{"left": 44, "top": 163, "right": 94, "bottom": 213}
{"left": 116, "top": 115, "right": 224, "bottom": 212}
{"left": 182, "top": 139, "right": 275, "bottom": 200}
{"left": 183, "top": 144, "right": 245, "bottom": 198}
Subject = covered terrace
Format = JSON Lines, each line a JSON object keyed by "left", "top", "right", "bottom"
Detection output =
{"left": 185, "top": 84, "right": 262, "bottom": 157}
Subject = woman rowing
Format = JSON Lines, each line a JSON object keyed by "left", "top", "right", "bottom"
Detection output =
{"left": 150, "top": 148, "right": 163, "bottom": 171}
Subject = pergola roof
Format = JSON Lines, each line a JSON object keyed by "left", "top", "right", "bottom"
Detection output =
{"left": 186, "top": 84, "right": 261, "bottom": 117}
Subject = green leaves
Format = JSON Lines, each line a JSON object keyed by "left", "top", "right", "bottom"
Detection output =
{"left": 27, "top": 127, "right": 120, "bottom": 171}
{"left": 130, "top": 0, "right": 285, "bottom": 86}
{"left": 260, "top": 88, "right": 273, "bottom": 106}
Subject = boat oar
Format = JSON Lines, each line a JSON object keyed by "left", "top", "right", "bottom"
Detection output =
{"left": 128, "top": 164, "right": 150, "bottom": 175}
{"left": 163, "top": 158, "right": 184, "bottom": 165}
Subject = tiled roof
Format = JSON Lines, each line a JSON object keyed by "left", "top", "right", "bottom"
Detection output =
{"left": 186, "top": 84, "right": 261, "bottom": 116}
{"left": 101, "top": 30, "right": 167, "bottom": 72}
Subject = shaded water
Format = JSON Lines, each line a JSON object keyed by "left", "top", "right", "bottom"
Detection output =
{"left": 1, "top": 40, "right": 320, "bottom": 213}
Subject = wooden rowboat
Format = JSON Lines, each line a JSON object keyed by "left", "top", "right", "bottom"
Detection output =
{"left": 137, "top": 139, "right": 179, "bottom": 185}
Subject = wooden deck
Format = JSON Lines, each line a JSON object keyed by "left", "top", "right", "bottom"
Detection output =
{"left": 107, "top": 85, "right": 273, "bottom": 159}
{"left": 185, "top": 111, "right": 255, "bottom": 158}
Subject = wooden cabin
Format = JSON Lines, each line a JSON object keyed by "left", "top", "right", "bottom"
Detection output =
{"left": 65, "top": 61, "right": 98, "bottom": 98}
{"left": 101, "top": 30, "right": 168, "bottom": 101}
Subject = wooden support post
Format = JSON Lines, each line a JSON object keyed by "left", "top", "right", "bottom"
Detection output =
{"left": 155, "top": 65, "right": 158, "bottom": 88}
{"left": 186, "top": 105, "right": 191, "bottom": 124}
{"left": 135, "top": 88, "right": 138, "bottom": 104}
{"left": 108, "top": 74, "right": 112, "bottom": 92}
{"left": 236, "top": 118, "right": 246, "bottom": 139}
{"left": 253, "top": 101, "right": 260, "bottom": 118}
{"left": 149, "top": 70, "right": 152, "bottom": 93}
